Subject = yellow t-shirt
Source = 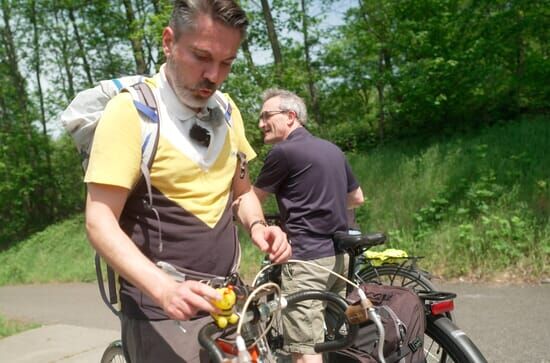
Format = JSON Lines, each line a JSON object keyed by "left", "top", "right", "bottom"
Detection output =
{"left": 84, "top": 70, "right": 256, "bottom": 319}
{"left": 85, "top": 76, "right": 256, "bottom": 227}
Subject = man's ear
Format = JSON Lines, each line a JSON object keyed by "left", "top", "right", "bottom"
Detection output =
{"left": 162, "top": 26, "right": 175, "bottom": 58}
{"left": 287, "top": 110, "right": 298, "bottom": 126}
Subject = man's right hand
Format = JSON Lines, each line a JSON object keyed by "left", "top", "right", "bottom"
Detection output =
{"left": 160, "top": 280, "right": 222, "bottom": 321}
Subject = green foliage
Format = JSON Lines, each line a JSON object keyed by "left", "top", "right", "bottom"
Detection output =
{"left": 353, "top": 116, "right": 549, "bottom": 280}
{"left": 0, "top": 214, "right": 95, "bottom": 285}
{"left": 1, "top": 117, "right": 547, "bottom": 285}
{"left": 0, "top": 314, "right": 39, "bottom": 338}
{"left": 1, "top": 0, "right": 548, "bottom": 279}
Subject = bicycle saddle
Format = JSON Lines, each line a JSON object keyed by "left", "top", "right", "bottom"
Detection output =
{"left": 333, "top": 231, "right": 387, "bottom": 251}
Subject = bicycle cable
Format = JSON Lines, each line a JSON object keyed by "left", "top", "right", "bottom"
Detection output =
{"left": 234, "top": 282, "right": 284, "bottom": 360}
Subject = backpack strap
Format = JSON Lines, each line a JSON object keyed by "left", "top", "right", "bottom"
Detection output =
{"left": 214, "top": 92, "right": 233, "bottom": 127}
{"left": 123, "top": 81, "right": 164, "bottom": 252}
{"left": 123, "top": 81, "right": 160, "bottom": 204}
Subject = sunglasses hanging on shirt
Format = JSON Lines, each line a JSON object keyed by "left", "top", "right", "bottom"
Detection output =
{"left": 189, "top": 123, "right": 211, "bottom": 147}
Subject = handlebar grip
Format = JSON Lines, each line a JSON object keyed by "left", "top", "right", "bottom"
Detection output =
{"left": 285, "top": 290, "right": 358, "bottom": 353}
{"left": 198, "top": 322, "right": 226, "bottom": 363}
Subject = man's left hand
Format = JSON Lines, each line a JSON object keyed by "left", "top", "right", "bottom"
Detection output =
{"left": 251, "top": 225, "right": 291, "bottom": 263}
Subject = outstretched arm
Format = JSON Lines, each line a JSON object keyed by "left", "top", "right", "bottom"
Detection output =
{"left": 232, "top": 166, "right": 291, "bottom": 263}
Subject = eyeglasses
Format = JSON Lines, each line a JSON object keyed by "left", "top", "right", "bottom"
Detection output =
{"left": 190, "top": 123, "right": 211, "bottom": 147}
{"left": 258, "top": 110, "right": 288, "bottom": 122}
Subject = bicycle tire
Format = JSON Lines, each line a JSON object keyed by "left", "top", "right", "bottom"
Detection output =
{"left": 100, "top": 340, "right": 127, "bottom": 363}
{"left": 357, "top": 264, "right": 436, "bottom": 293}
{"left": 357, "top": 264, "right": 454, "bottom": 322}
{"left": 425, "top": 315, "right": 487, "bottom": 363}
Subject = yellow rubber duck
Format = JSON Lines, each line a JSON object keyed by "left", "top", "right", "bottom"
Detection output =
{"left": 211, "top": 286, "right": 239, "bottom": 329}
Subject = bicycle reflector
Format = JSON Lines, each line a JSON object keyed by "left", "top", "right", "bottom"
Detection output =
{"left": 216, "top": 339, "right": 260, "bottom": 361}
{"left": 430, "top": 299, "right": 454, "bottom": 315}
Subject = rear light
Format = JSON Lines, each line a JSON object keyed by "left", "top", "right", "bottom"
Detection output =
{"left": 430, "top": 299, "right": 454, "bottom": 315}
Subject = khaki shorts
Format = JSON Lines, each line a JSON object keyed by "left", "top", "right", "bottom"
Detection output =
{"left": 281, "top": 254, "right": 349, "bottom": 354}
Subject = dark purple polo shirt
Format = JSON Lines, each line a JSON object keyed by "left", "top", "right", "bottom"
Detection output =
{"left": 255, "top": 127, "right": 359, "bottom": 260}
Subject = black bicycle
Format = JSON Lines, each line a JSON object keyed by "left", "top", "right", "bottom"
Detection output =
{"left": 96, "top": 230, "right": 488, "bottom": 363}
{"left": 240, "top": 226, "right": 487, "bottom": 363}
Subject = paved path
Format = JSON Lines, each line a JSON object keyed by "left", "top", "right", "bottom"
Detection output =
{"left": 0, "top": 283, "right": 120, "bottom": 363}
{"left": 431, "top": 281, "right": 550, "bottom": 363}
{"left": 1, "top": 282, "right": 550, "bottom": 362}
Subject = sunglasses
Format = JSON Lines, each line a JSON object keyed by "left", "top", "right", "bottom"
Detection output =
{"left": 190, "top": 123, "right": 211, "bottom": 147}
{"left": 258, "top": 110, "right": 288, "bottom": 122}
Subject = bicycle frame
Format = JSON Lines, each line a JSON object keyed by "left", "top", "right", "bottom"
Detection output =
{"left": 198, "top": 278, "right": 360, "bottom": 363}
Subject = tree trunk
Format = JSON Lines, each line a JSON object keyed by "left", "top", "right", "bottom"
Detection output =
{"left": 241, "top": 37, "right": 264, "bottom": 87}
{"left": 29, "top": 0, "right": 55, "bottom": 219}
{"left": 260, "top": 0, "right": 283, "bottom": 80}
{"left": 29, "top": 0, "right": 46, "bottom": 136}
{"left": 1, "top": 0, "right": 29, "bottom": 120}
{"left": 53, "top": 9, "right": 75, "bottom": 100}
{"left": 67, "top": 7, "right": 94, "bottom": 86}
{"left": 300, "top": 0, "right": 321, "bottom": 124}
{"left": 122, "top": 0, "right": 148, "bottom": 74}
{"left": 0, "top": 0, "right": 41, "bottom": 222}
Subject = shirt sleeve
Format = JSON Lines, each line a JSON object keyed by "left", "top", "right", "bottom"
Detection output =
{"left": 84, "top": 92, "right": 142, "bottom": 190}
{"left": 344, "top": 157, "right": 360, "bottom": 193}
{"left": 225, "top": 94, "right": 257, "bottom": 162}
{"left": 254, "top": 146, "right": 289, "bottom": 194}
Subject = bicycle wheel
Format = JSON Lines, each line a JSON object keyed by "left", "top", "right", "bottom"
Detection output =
{"left": 357, "top": 264, "right": 437, "bottom": 294}
{"left": 357, "top": 264, "right": 454, "bottom": 322}
{"left": 101, "top": 340, "right": 127, "bottom": 363}
{"left": 425, "top": 315, "right": 487, "bottom": 363}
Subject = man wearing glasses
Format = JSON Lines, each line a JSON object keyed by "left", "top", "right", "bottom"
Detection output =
{"left": 84, "top": 1, "right": 291, "bottom": 362}
{"left": 254, "top": 89, "right": 364, "bottom": 363}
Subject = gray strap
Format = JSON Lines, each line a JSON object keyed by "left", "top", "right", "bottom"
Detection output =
{"left": 130, "top": 81, "right": 162, "bottom": 252}
{"left": 134, "top": 82, "right": 157, "bottom": 112}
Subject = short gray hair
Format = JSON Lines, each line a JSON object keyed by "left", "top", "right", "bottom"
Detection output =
{"left": 170, "top": 0, "right": 248, "bottom": 39}
{"left": 261, "top": 89, "right": 308, "bottom": 125}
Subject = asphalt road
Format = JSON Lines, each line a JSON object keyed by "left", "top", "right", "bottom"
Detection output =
{"left": 0, "top": 281, "right": 549, "bottom": 362}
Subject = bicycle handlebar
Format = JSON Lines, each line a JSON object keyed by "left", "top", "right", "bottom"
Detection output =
{"left": 198, "top": 322, "right": 226, "bottom": 363}
{"left": 198, "top": 296, "right": 287, "bottom": 363}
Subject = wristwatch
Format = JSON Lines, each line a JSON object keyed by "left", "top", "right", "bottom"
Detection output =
{"left": 249, "top": 219, "right": 267, "bottom": 234}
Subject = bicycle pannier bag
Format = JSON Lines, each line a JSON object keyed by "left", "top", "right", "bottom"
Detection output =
{"left": 339, "top": 283, "right": 426, "bottom": 363}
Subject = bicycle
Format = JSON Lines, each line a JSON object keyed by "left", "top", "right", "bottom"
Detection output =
{"left": 329, "top": 230, "right": 487, "bottom": 362}
{"left": 243, "top": 214, "right": 487, "bottom": 362}
{"left": 96, "top": 230, "right": 488, "bottom": 363}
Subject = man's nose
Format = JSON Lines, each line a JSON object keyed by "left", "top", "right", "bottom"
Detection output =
{"left": 203, "top": 63, "right": 221, "bottom": 84}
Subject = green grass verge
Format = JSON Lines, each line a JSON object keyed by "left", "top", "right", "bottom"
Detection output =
{"left": 0, "top": 314, "right": 39, "bottom": 338}
{"left": 352, "top": 116, "right": 549, "bottom": 280}
{"left": 0, "top": 214, "right": 96, "bottom": 285}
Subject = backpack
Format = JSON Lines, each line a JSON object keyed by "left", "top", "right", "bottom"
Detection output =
{"left": 61, "top": 75, "right": 160, "bottom": 205}
{"left": 331, "top": 283, "right": 426, "bottom": 363}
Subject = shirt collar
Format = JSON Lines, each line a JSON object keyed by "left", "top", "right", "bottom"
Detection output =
{"left": 287, "top": 126, "right": 308, "bottom": 140}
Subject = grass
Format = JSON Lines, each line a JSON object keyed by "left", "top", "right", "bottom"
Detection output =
{"left": 0, "top": 116, "right": 548, "bottom": 287}
{"left": 0, "top": 314, "right": 39, "bottom": 338}
{"left": 351, "top": 116, "right": 550, "bottom": 280}
{"left": 0, "top": 214, "right": 96, "bottom": 285}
